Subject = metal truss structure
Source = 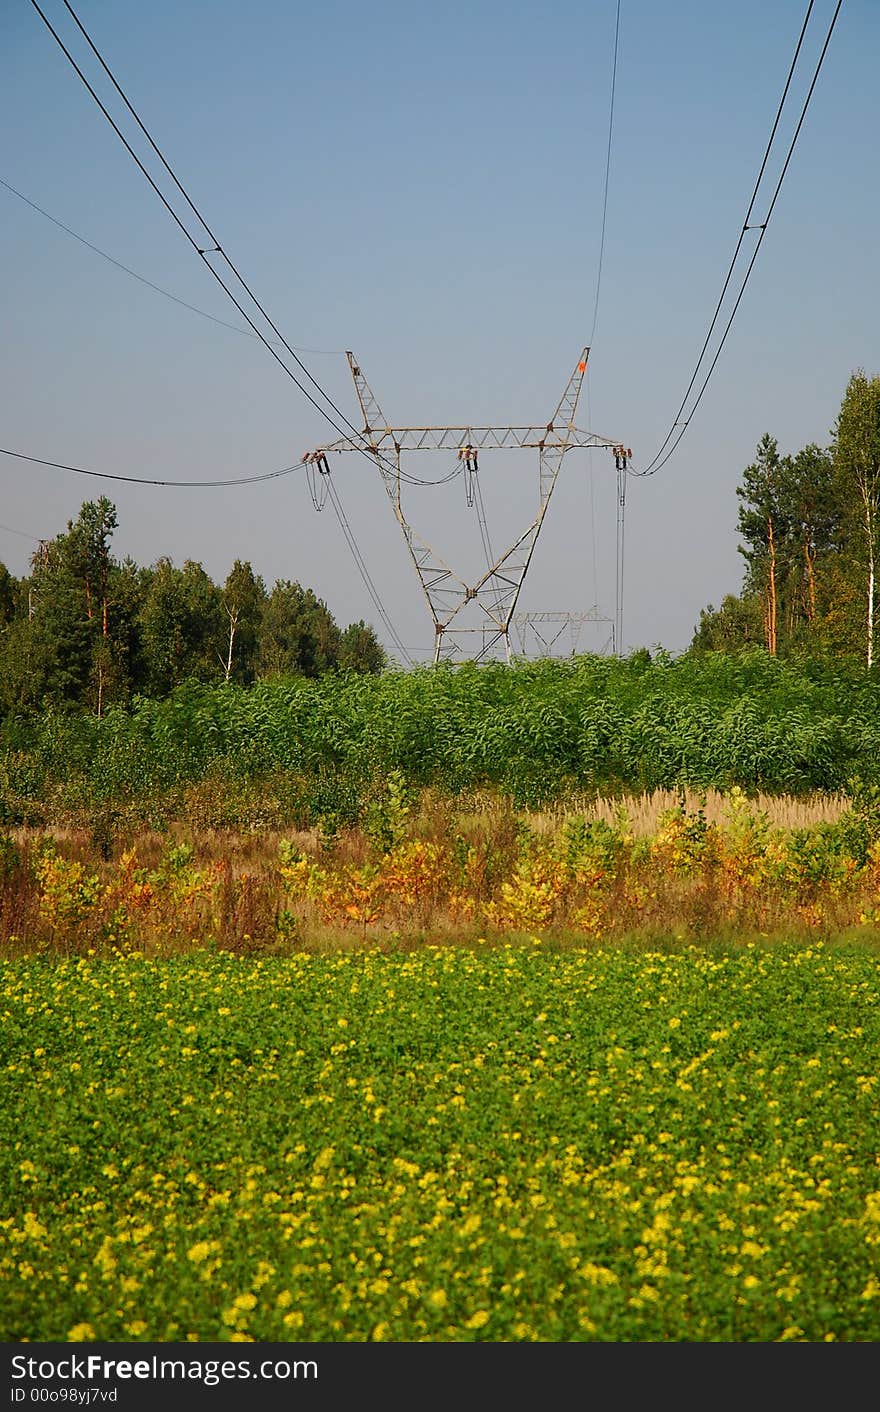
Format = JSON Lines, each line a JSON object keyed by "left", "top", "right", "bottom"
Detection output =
{"left": 512, "top": 609, "right": 615, "bottom": 659}
{"left": 306, "top": 348, "right": 629, "bottom": 663}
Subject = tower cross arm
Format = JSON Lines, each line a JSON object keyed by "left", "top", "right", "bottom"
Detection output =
{"left": 307, "top": 426, "right": 623, "bottom": 457}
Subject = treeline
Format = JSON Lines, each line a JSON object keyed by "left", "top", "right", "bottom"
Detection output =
{"left": 693, "top": 370, "right": 880, "bottom": 664}
{"left": 0, "top": 498, "right": 385, "bottom": 715}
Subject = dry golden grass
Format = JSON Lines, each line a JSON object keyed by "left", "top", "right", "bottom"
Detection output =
{"left": 10, "top": 789, "right": 852, "bottom": 871}
{"left": 526, "top": 788, "right": 852, "bottom": 837}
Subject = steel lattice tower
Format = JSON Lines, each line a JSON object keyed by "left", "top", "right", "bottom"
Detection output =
{"left": 306, "top": 348, "right": 630, "bottom": 662}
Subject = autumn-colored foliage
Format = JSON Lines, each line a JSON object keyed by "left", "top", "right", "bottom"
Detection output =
{"left": 5, "top": 784, "right": 880, "bottom": 955}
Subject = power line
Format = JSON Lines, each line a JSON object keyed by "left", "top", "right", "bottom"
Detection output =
{"left": 589, "top": 0, "right": 622, "bottom": 348}
{"left": 27, "top": 0, "right": 377, "bottom": 458}
{"left": 581, "top": 3, "right": 621, "bottom": 649}
{"left": 1, "top": 443, "right": 412, "bottom": 661}
{"left": 0, "top": 201, "right": 431, "bottom": 635}
{"left": 1, "top": 177, "right": 269, "bottom": 342}
{"left": 25, "top": 0, "right": 335, "bottom": 432}
{"left": 633, "top": 0, "right": 815, "bottom": 476}
{"left": 1, "top": 175, "right": 344, "bottom": 352}
{"left": 0, "top": 445, "right": 305, "bottom": 487}
{"left": 0, "top": 521, "right": 43, "bottom": 543}
{"left": 473, "top": 472, "right": 505, "bottom": 620}
{"left": 399, "top": 462, "right": 464, "bottom": 488}
{"left": 51, "top": 0, "right": 407, "bottom": 463}
{"left": 323, "top": 476, "right": 412, "bottom": 665}
{"left": 631, "top": 0, "right": 842, "bottom": 480}
{"left": 27, "top": 0, "right": 412, "bottom": 658}
{"left": 30, "top": 1, "right": 527, "bottom": 502}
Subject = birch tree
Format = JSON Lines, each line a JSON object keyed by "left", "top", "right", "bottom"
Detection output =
{"left": 833, "top": 371, "right": 880, "bottom": 668}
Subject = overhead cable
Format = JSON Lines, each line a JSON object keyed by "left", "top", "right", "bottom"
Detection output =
{"left": 28, "top": 0, "right": 366, "bottom": 449}
{"left": 631, "top": 0, "right": 842, "bottom": 479}
{"left": 0, "top": 520, "right": 44, "bottom": 543}
{"left": 48, "top": 0, "right": 412, "bottom": 470}
{"left": 323, "top": 476, "right": 412, "bottom": 666}
{"left": 27, "top": 0, "right": 412, "bottom": 655}
{"left": 0, "top": 445, "right": 306, "bottom": 487}
{"left": 589, "top": 0, "right": 622, "bottom": 348}
{"left": 583, "top": 3, "right": 622, "bottom": 649}
{"left": 1, "top": 175, "right": 249, "bottom": 337}
{"left": 28, "top": 4, "right": 502, "bottom": 496}
{"left": 1, "top": 444, "right": 411, "bottom": 662}
{"left": 0, "top": 176, "right": 336, "bottom": 347}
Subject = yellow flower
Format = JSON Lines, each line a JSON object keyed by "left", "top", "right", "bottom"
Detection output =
{"left": 464, "top": 1310, "right": 489, "bottom": 1330}
{"left": 427, "top": 1288, "right": 447, "bottom": 1309}
{"left": 864, "top": 1192, "right": 880, "bottom": 1223}
{"left": 22, "top": 1212, "right": 47, "bottom": 1240}
{"left": 67, "top": 1323, "right": 97, "bottom": 1342}
{"left": 186, "top": 1241, "right": 217, "bottom": 1264}
{"left": 578, "top": 1262, "right": 618, "bottom": 1286}
{"left": 740, "top": 1240, "right": 766, "bottom": 1260}
{"left": 222, "top": 1291, "right": 258, "bottom": 1327}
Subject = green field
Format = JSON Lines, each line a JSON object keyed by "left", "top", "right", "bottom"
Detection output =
{"left": 2, "top": 944, "right": 879, "bottom": 1342}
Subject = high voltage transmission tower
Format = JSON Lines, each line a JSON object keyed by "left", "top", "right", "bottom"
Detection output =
{"left": 305, "top": 348, "right": 630, "bottom": 663}
{"left": 512, "top": 609, "right": 615, "bottom": 659}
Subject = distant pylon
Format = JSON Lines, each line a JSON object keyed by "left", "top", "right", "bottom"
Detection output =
{"left": 512, "top": 609, "right": 614, "bottom": 659}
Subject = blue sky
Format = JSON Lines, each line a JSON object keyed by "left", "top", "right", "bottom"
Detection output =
{"left": 1, "top": 0, "right": 876, "bottom": 661}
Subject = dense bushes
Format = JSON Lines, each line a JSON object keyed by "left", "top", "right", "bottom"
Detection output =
{"left": 3, "top": 650, "right": 880, "bottom": 827}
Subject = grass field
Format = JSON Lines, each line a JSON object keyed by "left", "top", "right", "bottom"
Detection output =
{"left": 2, "top": 944, "right": 879, "bottom": 1342}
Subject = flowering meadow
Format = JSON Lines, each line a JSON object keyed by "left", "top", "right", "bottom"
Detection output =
{"left": 2, "top": 945, "right": 879, "bottom": 1342}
